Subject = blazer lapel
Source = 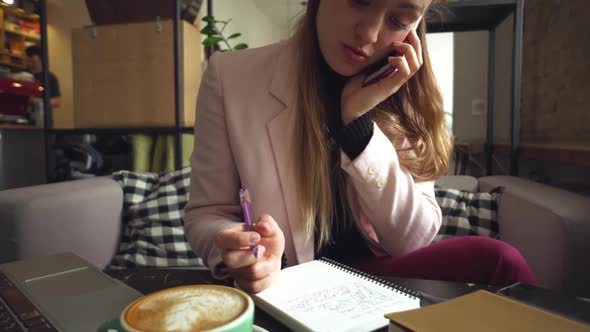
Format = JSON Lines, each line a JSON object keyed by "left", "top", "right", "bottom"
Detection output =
{"left": 266, "top": 41, "right": 313, "bottom": 265}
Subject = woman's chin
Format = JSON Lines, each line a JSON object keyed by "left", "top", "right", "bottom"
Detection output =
{"left": 329, "top": 62, "right": 362, "bottom": 78}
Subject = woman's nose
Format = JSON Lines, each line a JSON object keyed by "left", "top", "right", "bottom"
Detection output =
{"left": 354, "top": 14, "right": 384, "bottom": 44}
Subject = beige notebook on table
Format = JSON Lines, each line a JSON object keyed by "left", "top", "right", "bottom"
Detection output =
{"left": 252, "top": 258, "right": 421, "bottom": 332}
{"left": 386, "top": 290, "right": 590, "bottom": 332}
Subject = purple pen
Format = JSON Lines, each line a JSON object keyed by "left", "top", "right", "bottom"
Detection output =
{"left": 239, "top": 188, "right": 258, "bottom": 258}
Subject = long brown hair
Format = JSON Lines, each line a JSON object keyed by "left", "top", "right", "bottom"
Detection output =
{"left": 293, "top": 0, "right": 453, "bottom": 247}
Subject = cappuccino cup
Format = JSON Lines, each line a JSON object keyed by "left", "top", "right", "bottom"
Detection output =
{"left": 120, "top": 285, "right": 254, "bottom": 332}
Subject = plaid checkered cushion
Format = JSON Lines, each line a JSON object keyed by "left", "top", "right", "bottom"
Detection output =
{"left": 433, "top": 186, "right": 503, "bottom": 242}
{"left": 108, "top": 167, "right": 204, "bottom": 269}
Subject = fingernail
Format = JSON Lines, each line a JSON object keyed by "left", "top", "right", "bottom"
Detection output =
{"left": 249, "top": 233, "right": 260, "bottom": 245}
{"left": 256, "top": 221, "right": 268, "bottom": 229}
{"left": 257, "top": 245, "right": 266, "bottom": 256}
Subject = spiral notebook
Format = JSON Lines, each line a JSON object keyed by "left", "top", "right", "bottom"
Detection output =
{"left": 252, "top": 258, "right": 421, "bottom": 332}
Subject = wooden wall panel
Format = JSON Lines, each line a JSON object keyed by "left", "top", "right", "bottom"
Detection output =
{"left": 182, "top": 21, "right": 201, "bottom": 127}
{"left": 521, "top": 0, "right": 590, "bottom": 145}
{"left": 72, "top": 20, "right": 200, "bottom": 128}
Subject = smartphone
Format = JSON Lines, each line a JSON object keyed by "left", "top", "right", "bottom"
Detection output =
{"left": 361, "top": 15, "right": 423, "bottom": 88}
{"left": 361, "top": 51, "right": 399, "bottom": 87}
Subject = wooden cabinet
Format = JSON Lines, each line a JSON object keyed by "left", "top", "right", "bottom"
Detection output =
{"left": 0, "top": 5, "right": 40, "bottom": 70}
{"left": 72, "top": 19, "right": 201, "bottom": 128}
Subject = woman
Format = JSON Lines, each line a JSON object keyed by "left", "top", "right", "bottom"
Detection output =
{"left": 185, "top": 0, "right": 536, "bottom": 293}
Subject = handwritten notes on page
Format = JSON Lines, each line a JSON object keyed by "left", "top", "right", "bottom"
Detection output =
{"left": 252, "top": 259, "right": 420, "bottom": 332}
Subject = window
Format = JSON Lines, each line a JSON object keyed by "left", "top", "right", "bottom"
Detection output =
{"left": 425, "top": 32, "right": 454, "bottom": 129}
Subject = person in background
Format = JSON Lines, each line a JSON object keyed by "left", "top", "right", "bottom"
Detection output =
{"left": 25, "top": 45, "right": 61, "bottom": 109}
{"left": 185, "top": 0, "right": 537, "bottom": 293}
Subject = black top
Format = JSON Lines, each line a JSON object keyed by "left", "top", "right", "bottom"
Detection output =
{"left": 314, "top": 60, "right": 376, "bottom": 264}
{"left": 34, "top": 71, "right": 61, "bottom": 98}
{"left": 315, "top": 113, "right": 375, "bottom": 264}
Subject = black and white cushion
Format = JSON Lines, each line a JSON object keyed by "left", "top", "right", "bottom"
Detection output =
{"left": 107, "top": 166, "right": 502, "bottom": 267}
{"left": 108, "top": 167, "right": 204, "bottom": 269}
{"left": 433, "top": 186, "right": 503, "bottom": 242}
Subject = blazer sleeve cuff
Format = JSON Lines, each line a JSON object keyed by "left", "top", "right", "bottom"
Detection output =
{"left": 340, "top": 122, "right": 399, "bottom": 179}
{"left": 334, "top": 112, "right": 374, "bottom": 160}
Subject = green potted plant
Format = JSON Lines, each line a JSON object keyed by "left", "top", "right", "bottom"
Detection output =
{"left": 200, "top": 15, "right": 248, "bottom": 52}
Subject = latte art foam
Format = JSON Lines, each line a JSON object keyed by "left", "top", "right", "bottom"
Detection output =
{"left": 125, "top": 286, "right": 247, "bottom": 332}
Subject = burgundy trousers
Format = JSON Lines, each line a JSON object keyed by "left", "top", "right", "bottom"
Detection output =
{"left": 351, "top": 236, "right": 537, "bottom": 287}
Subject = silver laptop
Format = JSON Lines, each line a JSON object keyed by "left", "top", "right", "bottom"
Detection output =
{"left": 0, "top": 252, "right": 142, "bottom": 331}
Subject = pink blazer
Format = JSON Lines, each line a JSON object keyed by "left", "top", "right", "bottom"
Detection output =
{"left": 184, "top": 39, "right": 442, "bottom": 275}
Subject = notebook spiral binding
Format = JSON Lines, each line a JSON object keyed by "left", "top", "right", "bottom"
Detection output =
{"left": 319, "top": 257, "right": 422, "bottom": 300}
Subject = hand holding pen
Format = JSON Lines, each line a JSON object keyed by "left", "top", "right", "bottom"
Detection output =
{"left": 213, "top": 190, "right": 286, "bottom": 293}
{"left": 239, "top": 188, "right": 258, "bottom": 258}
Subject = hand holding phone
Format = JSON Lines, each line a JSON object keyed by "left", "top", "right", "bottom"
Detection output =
{"left": 341, "top": 16, "right": 425, "bottom": 125}
{"left": 361, "top": 50, "right": 400, "bottom": 87}
{"left": 361, "top": 15, "right": 423, "bottom": 88}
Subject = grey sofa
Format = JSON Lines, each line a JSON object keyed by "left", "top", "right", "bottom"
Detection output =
{"left": 0, "top": 175, "right": 589, "bottom": 297}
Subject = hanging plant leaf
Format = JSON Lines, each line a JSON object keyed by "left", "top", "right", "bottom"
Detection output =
{"left": 202, "top": 16, "right": 215, "bottom": 23}
{"left": 203, "top": 36, "right": 223, "bottom": 46}
{"left": 200, "top": 15, "right": 247, "bottom": 55}
{"left": 200, "top": 25, "right": 217, "bottom": 35}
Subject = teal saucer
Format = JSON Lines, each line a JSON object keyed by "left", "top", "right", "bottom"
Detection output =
{"left": 96, "top": 318, "right": 269, "bottom": 332}
{"left": 96, "top": 317, "right": 126, "bottom": 332}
